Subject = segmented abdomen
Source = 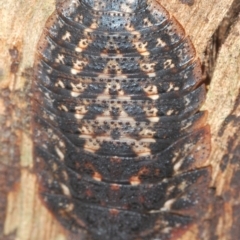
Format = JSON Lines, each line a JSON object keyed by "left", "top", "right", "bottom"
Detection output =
{"left": 32, "top": 0, "right": 211, "bottom": 239}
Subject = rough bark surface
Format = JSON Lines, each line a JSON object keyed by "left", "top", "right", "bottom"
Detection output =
{"left": 0, "top": 0, "right": 239, "bottom": 239}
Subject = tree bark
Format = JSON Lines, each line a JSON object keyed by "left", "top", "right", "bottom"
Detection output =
{"left": 0, "top": 0, "right": 239, "bottom": 239}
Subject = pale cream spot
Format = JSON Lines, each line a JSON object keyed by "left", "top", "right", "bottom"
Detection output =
{"left": 74, "top": 14, "right": 83, "bottom": 23}
{"left": 167, "top": 82, "right": 174, "bottom": 92}
{"left": 52, "top": 134, "right": 58, "bottom": 140}
{"left": 60, "top": 105, "right": 68, "bottom": 112}
{"left": 83, "top": 139, "right": 101, "bottom": 153}
{"left": 132, "top": 139, "right": 154, "bottom": 156}
{"left": 47, "top": 178, "right": 53, "bottom": 185}
{"left": 140, "top": 138, "right": 156, "bottom": 143}
{"left": 92, "top": 1, "right": 106, "bottom": 10}
{"left": 140, "top": 62, "right": 156, "bottom": 73}
{"left": 133, "top": 41, "right": 149, "bottom": 54}
{"left": 100, "top": 53, "right": 123, "bottom": 58}
{"left": 75, "top": 105, "right": 88, "bottom": 114}
{"left": 62, "top": 171, "right": 69, "bottom": 181}
{"left": 78, "top": 126, "right": 92, "bottom": 135}
{"left": 96, "top": 95, "right": 111, "bottom": 100}
{"left": 103, "top": 60, "right": 122, "bottom": 74}
{"left": 90, "top": 21, "right": 98, "bottom": 29}
{"left": 49, "top": 115, "right": 54, "bottom": 121}
{"left": 173, "top": 147, "right": 193, "bottom": 171}
{"left": 57, "top": 18, "right": 64, "bottom": 28}
{"left": 78, "top": 39, "right": 90, "bottom": 49}
{"left": 43, "top": 112, "right": 48, "bottom": 119}
{"left": 100, "top": 109, "right": 114, "bottom": 117}
{"left": 148, "top": 94, "right": 159, "bottom": 100}
{"left": 171, "top": 151, "right": 180, "bottom": 164}
{"left": 44, "top": 92, "right": 51, "bottom": 100}
{"left": 140, "top": 51, "right": 150, "bottom": 56}
{"left": 59, "top": 140, "right": 65, "bottom": 148}
{"left": 146, "top": 107, "right": 158, "bottom": 116}
{"left": 164, "top": 59, "right": 175, "bottom": 69}
{"left": 42, "top": 144, "right": 47, "bottom": 149}
{"left": 55, "top": 146, "right": 64, "bottom": 161}
{"left": 131, "top": 30, "right": 140, "bottom": 36}
{"left": 147, "top": 116, "right": 160, "bottom": 122}
{"left": 71, "top": 68, "right": 81, "bottom": 75}
{"left": 84, "top": 27, "right": 93, "bottom": 34}
{"left": 160, "top": 198, "right": 176, "bottom": 211}
{"left": 47, "top": 68, "right": 52, "bottom": 74}
{"left": 166, "top": 109, "right": 174, "bottom": 115}
{"left": 79, "top": 134, "right": 92, "bottom": 139}
{"left": 93, "top": 172, "right": 102, "bottom": 181}
{"left": 139, "top": 129, "right": 156, "bottom": 137}
{"left": 143, "top": 85, "right": 158, "bottom": 95}
{"left": 185, "top": 97, "right": 191, "bottom": 106}
{"left": 65, "top": 203, "right": 74, "bottom": 212}
{"left": 60, "top": 183, "right": 71, "bottom": 196}
{"left": 75, "top": 38, "right": 92, "bottom": 52}
{"left": 70, "top": 82, "right": 88, "bottom": 92}
{"left": 47, "top": 128, "right": 53, "bottom": 134}
{"left": 178, "top": 181, "right": 188, "bottom": 191}
{"left": 156, "top": 38, "right": 167, "bottom": 47}
{"left": 52, "top": 163, "right": 58, "bottom": 171}
{"left": 75, "top": 49, "right": 82, "bottom": 53}
{"left": 121, "top": 3, "right": 134, "bottom": 13}
{"left": 70, "top": 91, "right": 81, "bottom": 97}
{"left": 62, "top": 31, "right": 71, "bottom": 41}
{"left": 56, "top": 80, "right": 65, "bottom": 88}
{"left": 56, "top": 54, "right": 65, "bottom": 64}
{"left": 181, "top": 121, "right": 192, "bottom": 130}
{"left": 95, "top": 115, "right": 133, "bottom": 121}
{"left": 136, "top": 152, "right": 151, "bottom": 157}
{"left": 73, "top": 59, "right": 88, "bottom": 71}
{"left": 104, "top": 39, "right": 121, "bottom": 54}
{"left": 183, "top": 143, "right": 193, "bottom": 154}
{"left": 196, "top": 146, "right": 202, "bottom": 151}
{"left": 125, "top": 24, "right": 135, "bottom": 31}
{"left": 181, "top": 194, "right": 191, "bottom": 202}
{"left": 49, "top": 115, "right": 55, "bottom": 121}
{"left": 98, "top": 74, "right": 127, "bottom": 79}
{"left": 161, "top": 227, "right": 171, "bottom": 234}
{"left": 166, "top": 185, "right": 175, "bottom": 195}
{"left": 74, "top": 114, "right": 84, "bottom": 120}
{"left": 129, "top": 176, "right": 141, "bottom": 185}
{"left": 143, "top": 18, "right": 152, "bottom": 27}
{"left": 147, "top": 72, "right": 156, "bottom": 77}
{"left": 96, "top": 95, "right": 131, "bottom": 100}
{"left": 44, "top": 75, "right": 51, "bottom": 85}
{"left": 48, "top": 40, "right": 56, "bottom": 50}
{"left": 102, "top": 82, "right": 125, "bottom": 96}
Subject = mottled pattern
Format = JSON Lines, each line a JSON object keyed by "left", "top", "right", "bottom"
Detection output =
{"left": 32, "top": 0, "right": 211, "bottom": 239}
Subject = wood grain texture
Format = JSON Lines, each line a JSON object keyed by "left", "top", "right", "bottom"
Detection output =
{"left": 0, "top": 0, "right": 239, "bottom": 239}
{"left": 204, "top": 16, "right": 240, "bottom": 240}
{"left": 158, "top": 0, "right": 235, "bottom": 58}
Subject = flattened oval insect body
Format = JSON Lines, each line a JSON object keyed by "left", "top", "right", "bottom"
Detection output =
{"left": 32, "top": 0, "right": 211, "bottom": 239}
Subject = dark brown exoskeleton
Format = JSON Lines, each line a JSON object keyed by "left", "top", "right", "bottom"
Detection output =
{"left": 32, "top": 0, "right": 211, "bottom": 239}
